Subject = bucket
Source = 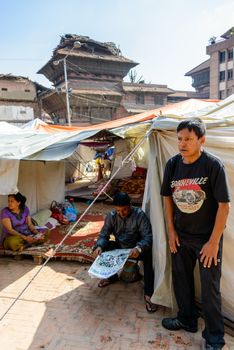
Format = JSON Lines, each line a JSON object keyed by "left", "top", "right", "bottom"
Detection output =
{"left": 120, "top": 259, "right": 142, "bottom": 283}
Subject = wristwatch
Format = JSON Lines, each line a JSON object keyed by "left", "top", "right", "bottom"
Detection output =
{"left": 135, "top": 246, "right": 142, "bottom": 254}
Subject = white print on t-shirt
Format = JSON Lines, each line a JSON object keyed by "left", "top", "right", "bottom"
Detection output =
{"left": 171, "top": 177, "right": 208, "bottom": 188}
{"left": 171, "top": 177, "right": 207, "bottom": 214}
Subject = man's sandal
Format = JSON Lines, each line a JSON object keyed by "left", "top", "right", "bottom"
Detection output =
{"left": 144, "top": 295, "right": 158, "bottom": 313}
{"left": 98, "top": 276, "right": 118, "bottom": 288}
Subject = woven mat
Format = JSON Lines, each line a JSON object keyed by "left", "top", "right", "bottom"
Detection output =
{"left": 1, "top": 214, "right": 104, "bottom": 263}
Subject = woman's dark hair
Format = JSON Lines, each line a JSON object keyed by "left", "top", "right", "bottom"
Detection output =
{"left": 177, "top": 118, "right": 206, "bottom": 139}
{"left": 8, "top": 192, "right": 27, "bottom": 210}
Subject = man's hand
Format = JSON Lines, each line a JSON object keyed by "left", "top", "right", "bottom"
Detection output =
{"left": 93, "top": 247, "right": 102, "bottom": 258}
{"left": 168, "top": 229, "right": 180, "bottom": 253}
{"left": 129, "top": 248, "right": 140, "bottom": 259}
{"left": 200, "top": 241, "right": 219, "bottom": 268}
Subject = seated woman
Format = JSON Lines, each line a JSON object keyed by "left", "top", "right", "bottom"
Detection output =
{"left": 0, "top": 192, "right": 47, "bottom": 251}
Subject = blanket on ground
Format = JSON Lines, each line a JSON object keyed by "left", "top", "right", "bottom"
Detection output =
{"left": 0, "top": 214, "right": 104, "bottom": 263}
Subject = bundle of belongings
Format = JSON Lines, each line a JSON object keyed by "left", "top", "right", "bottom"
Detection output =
{"left": 90, "top": 167, "right": 147, "bottom": 201}
{"left": 32, "top": 198, "right": 79, "bottom": 229}
{"left": 50, "top": 199, "right": 78, "bottom": 225}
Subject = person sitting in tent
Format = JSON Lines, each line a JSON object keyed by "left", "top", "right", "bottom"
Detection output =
{"left": 92, "top": 192, "right": 157, "bottom": 313}
{"left": 0, "top": 192, "right": 47, "bottom": 251}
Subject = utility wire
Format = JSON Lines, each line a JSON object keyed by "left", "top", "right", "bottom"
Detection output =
{"left": 66, "top": 59, "right": 125, "bottom": 85}
{"left": 67, "top": 61, "right": 121, "bottom": 103}
{"left": 70, "top": 92, "right": 120, "bottom": 108}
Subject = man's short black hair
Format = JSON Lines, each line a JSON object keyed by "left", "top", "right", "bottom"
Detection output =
{"left": 112, "top": 192, "right": 131, "bottom": 206}
{"left": 177, "top": 118, "right": 206, "bottom": 139}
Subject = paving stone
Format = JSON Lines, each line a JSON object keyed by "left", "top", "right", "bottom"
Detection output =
{"left": 0, "top": 258, "right": 233, "bottom": 350}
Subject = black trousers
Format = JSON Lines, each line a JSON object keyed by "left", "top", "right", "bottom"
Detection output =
{"left": 103, "top": 241, "right": 155, "bottom": 297}
{"left": 171, "top": 236, "right": 224, "bottom": 347}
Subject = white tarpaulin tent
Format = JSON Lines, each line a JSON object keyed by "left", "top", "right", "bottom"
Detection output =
{"left": 2, "top": 97, "right": 234, "bottom": 323}
{"left": 0, "top": 124, "right": 106, "bottom": 212}
{"left": 0, "top": 115, "right": 154, "bottom": 212}
{"left": 0, "top": 97, "right": 220, "bottom": 226}
{"left": 143, "top": 96, "right": 234, "bottom": 323}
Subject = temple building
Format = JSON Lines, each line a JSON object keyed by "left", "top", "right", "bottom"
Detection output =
{"left": 38, "top": 34, "right": 138, "bottom": 125}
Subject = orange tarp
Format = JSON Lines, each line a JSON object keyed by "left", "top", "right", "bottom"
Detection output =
{"left": 36, "top": 99, "right": 219, "bottom": 134}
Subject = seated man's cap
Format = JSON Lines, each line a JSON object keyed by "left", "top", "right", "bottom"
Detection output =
{"left": 112, "top": 192, "right": 131, "bottom": 206}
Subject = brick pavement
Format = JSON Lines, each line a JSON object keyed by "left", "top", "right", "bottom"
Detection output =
{"left": 0, "top": 257, "right": 233, "bottom": 350}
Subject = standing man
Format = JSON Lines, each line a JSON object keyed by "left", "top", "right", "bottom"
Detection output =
{"left": 160, "top": 118, "right": 230, "bottom": 349}
{"left": 93, "top": 192, "right": 157, "bottom": 313}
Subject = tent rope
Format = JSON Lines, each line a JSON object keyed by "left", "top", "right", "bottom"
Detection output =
{"left": 0, "top": 129, "right": 152, "bottom": 322}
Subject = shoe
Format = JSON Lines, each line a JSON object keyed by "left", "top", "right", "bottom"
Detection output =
{"left": 98, "top": 275, "right": 119, "bottom": 288}
{"left": 144, "top": 295, "right": 158, "bottom": 313}
{"left": 162, "top": 317, "right": 198, "bottom": 333}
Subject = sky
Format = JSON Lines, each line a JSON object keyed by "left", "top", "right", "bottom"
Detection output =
{"left": 1, "top": 0, "right": 234, "bottom": 91}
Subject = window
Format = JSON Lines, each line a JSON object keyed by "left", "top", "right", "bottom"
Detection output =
{"left": 154, "top": 95, "right": 164, "bottom": 105}
{"left": 227, "top": 69, "right": 233, "bottom": 80}
{"left": 192, "top": 71, "right": 210, "bottom": 87}
{"left": 20, "top": 110, "right": 26, "bottom": 114}
{"left": 25, "top": 89, "right": 30, "bottom": 92}
{"left": 219, "top": 71, "right": 225, "bottom": 81}
{"left": 1, "top": 88, "right": 8, "bottom": 91}
{"left": 219, "top": 90, "right": 225, "bottom": 99}
{"left": 136, "top": 93, "right": 144, "bottom": 104}
{"left": 228, "top": 49, "right": 233, "bottom": 61}
{"left": 219, "top": 51, "right": 226, "bottom": 63}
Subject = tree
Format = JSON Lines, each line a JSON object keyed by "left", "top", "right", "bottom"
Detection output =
{"left": 208, "top": 36, "right": 216, "bottom": 45}
{"left": 229, "top": 27, "right": 234, "bottom": 37}
{"left": 128, "top": 69, "right": 145, "bottom": 84}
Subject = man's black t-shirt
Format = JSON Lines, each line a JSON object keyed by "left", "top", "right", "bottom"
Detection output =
{"left": 161, "top": 150, "right": 230, "bottom": 239}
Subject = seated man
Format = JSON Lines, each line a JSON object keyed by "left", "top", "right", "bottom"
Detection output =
{"left": 93, "top": 192, "right": 157, "bottom": 313}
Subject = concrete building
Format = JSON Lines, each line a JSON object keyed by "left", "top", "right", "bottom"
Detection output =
{"left": 185, "top": 26, "right": 234, "bottom": 99}
{"left": 0, "top": 74, "right": 42, "bottom": 125}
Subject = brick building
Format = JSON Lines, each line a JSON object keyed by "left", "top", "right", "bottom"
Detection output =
{"left": 38, "top": 35, "right": 137, "bottom": 125}
{"left": 122, "top": 83, "right": 173, "bottom": 114}
{"left": 37, "top": 34, "right": 203, "bottom": 125}
{"left": 0, "top": 74, "right": 44, "bottom": 125}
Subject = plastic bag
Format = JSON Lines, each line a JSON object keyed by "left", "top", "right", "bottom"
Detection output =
{"left": 50, "top": 201, "right": 69, "bottom": 225}
{"left": 62, "top": 199, "right": 78, "bottom": 222}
